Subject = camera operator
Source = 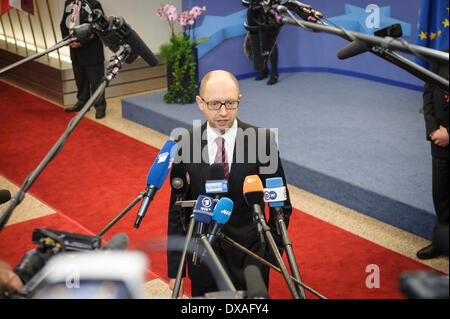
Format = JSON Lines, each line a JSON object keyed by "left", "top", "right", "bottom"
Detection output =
{"left": 0, "top": 261, "right": 23, "bottom": 298}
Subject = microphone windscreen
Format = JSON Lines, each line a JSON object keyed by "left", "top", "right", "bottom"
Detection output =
{"left": 265, "top": 177, "right": 284, "bottom": 208}
{"left": 209, "top": 163, "right": 225, "bottom": 180}
{"left": 212, "top": 197, "right": 234, "bottom": 224}
{"left": 170, "top": 164, "right": 188, "bottom": 195}
{"left": 337, "top": 40, "right": 370, "bottom": 60}
{"left": 244, "top": 265, "right": 270, "bottom": 299}
{"left": 243, "top": 175, "right": 264, "bottom": 205}
{"left": 146, "top": 140, "right": 178, "bottom": 188}
{"left": 193, "top": 195, "right": 214, "bottom": 224}
{"left": 125, "top": 27, "right": 159, "bottom": 67}
{"left": 0, "top": 189, "right": 11, "bottom": 205}
{"left": 103, "top": 233, "right": 129, "bottom": 250}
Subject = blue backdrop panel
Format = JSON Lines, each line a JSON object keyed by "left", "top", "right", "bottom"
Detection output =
{"left": 183, "top": 0, "right": 424, "bottom": 90}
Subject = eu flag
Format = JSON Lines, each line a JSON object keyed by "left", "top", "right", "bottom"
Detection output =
{"left": 414, "top": 0, "right": 449, "bottom": 68}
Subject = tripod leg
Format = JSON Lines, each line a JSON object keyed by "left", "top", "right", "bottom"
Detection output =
{"left": 171, "top": 216, "right": 195, "bottom": 298}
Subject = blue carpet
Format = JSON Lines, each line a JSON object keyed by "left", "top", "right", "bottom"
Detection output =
{"left": 122, "top": 72, "right": 436, "bottom": 239}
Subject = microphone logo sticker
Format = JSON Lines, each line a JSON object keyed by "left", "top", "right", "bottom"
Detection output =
{"left": 221, "top": 209, "right": 232, "bottom": 217}
{"left": 157, "top": 152, "right": 169, "bottom": 163}
{"left": 201, "top": 197, "right": 212, "bottom": 208}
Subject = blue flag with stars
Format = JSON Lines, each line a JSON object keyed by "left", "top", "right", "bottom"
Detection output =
{"left": 414, "top": 0, "right": 449, "bottom": 68}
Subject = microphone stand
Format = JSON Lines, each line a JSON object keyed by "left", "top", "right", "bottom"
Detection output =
{"left": 0, "top": 45, "right": 132, "bottom": 232}
{"left": 199, "top": 235, "right": 237, "bottom": 293}
{"left": 274, "top": 208, "right": 306, "bottom": 299}
{"left": 252, "top": 205, "right": 300, "bottom": 299}
{"left": 218, "top": 233, "right": 327, "bottom": 299}
{"left": 171, "top": 213, "right": 195, "bottom": 299}
{"left": 0, "top": 37, "right": 76, "bottom": 76}
{"left": 277, "top": 6, "right": 449, "bottom": 93}
{"left": 96, "top": 189, "right": 147, "bottom": 237}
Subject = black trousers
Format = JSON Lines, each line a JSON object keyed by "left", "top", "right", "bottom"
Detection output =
{"left": 72, "top": 62, "right": 106, "bottom": 112}
{"left": 432, "top": 156, "right": 449, "bottom": 235}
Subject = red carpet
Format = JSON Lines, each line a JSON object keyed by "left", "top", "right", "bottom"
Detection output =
{"left": 0, "top": 81, "right": 442, "bottom": 298}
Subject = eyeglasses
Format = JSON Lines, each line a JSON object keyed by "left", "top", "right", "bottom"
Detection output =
{"left": 200, "top": 97, "right": 240, "bottom": 110}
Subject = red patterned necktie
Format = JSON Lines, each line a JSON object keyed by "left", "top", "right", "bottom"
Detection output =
{"left": 214, "top": 137, "right": 229, "bottom": 179}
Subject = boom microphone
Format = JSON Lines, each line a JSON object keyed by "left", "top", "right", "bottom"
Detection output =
{"left": 264, "top": 177, "right": 287, "bottom": 235}
{"left": 86, "top": 3, "right": 159, "bottom": 66}
{"left": 134, "top": 140, "right": 178, "bottom": 229}
{"left": 337, "top": 40, "right": 371, "bottom": 60}
{"left": 0, "top": 190, "right": 11, "bottom": 205}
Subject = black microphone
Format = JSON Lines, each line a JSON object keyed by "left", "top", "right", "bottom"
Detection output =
{"left": 244, "top": 1, "right": 282, "bottom": 71}
{"left": 0, "top": 190, "right": 11, "bottom": 205}
{"left": 170, "top": 164, "right": 189, "bottom": 202}
{"left": 102, "top": 233, "right": 129, "bottom": 250}
{"left": 191, "top": 195, "right": 214, "bottom": 266}
{"left": 244, "top": 265, "right": 270, "bottom": 299}
{"left": 205, "top": 163, "right": 228, "bottom": 199}
{"left": 243, "top": 175, "right": 266, "bottom": 248}
{"left": 337, "top": 40, "right": 371, "bottom": 60}
{"left": 89, "top": 8, "right": 159, "bottom": 67}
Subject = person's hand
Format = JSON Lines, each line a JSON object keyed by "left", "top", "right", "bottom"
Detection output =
{"left": 431, "top": 126, "right": 449, "bottom": 148}
{"left": 168, "top": 278, "right": 184, "bottom": 298}
{"left": 69, "top": 42, "right": 81, "bottom": 49}
{"left": 0, "top": 261, "right": 23, "bottom": 293}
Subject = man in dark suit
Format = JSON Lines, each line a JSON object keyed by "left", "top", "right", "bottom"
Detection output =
{"left": 166, "top": 70, "right": 292, "bottom": 297}
{"left": 417, "top": 48, "right": 449, "bottom": 260}
{"left": 60, "top": 0, "right": 107, "bottom": 119}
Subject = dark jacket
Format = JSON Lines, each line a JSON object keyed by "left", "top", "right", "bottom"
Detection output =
{"left": 60, "top": 0, "right": 105, "bottom": 66}
{"left": 167, "top": 119, "right": 292, "bottom": 290}
{"left": 423, "top": 48, "right": 449, "bottom": 158}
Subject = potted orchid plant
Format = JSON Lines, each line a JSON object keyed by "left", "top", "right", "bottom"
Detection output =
{"left": 157, "top": 4, "right": 210, "bottom": 104}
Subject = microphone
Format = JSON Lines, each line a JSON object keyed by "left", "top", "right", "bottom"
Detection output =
{"left": 206, "top": 197, "right": 234, "bottom": 246}
{"left": 197, "top": 197, "right": 234, "bottom": 265}
{"left": 243, "top": 175, "right": 266, "bottom": 247}
{"left": 134, "top": 140, "right": 178, "bottom": 229}
{"left": 244, "top": 2, "right": 282, "bottom": 71}
{"left": 103, "top": 233, "right": 129, "bottom": 250}
{"left": 264, "top": 177, "right": 287, "bottom": 235}
{"left": 191, "top": 195, "right": 214, "bottom": 266}
{"left": 0, "top": 190, "right": 11, "bottom": 205}
{"left": 280, "top": 1, "right": 323, "bottom": 23}
{"left": 89, "top": 7, "right": 159, "bottom": 67}
{"left": 337, "top": 40, "right": 371, "bottom": 60}
{"left": 244, "top": 265, "right": 270, "bottom": 299}
{"left": 205, "top": 163, "right": 228, "bottom": 199}
{"left": 170, "top": 164, "right": 189, "bottom": 202}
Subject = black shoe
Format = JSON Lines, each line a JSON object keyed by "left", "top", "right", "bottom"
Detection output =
{"left": 416, "top": 244, "right": 441, "bottom": 260}
{"left": 255, "top": 70, "right": 268, "bottom": 81}
{"left": 65, "top": 104, "right": 83, "bottom": 113}
{"left": 95, "top": 110, "right": 105, "bottom": 119}
{"left": 267, "top": 74, "right": 278, "bottom": 85}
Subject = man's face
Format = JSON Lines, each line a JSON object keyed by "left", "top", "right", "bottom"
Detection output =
{"left": 196, "top": 76, "right": 241, "bottom": 134}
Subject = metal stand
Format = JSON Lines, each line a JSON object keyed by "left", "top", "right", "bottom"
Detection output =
{"left": 252, "top": 204, "right": 300, "bottom": 299}
{"left": 171, "top": 214, "right": 195, "bottom": 299}
{"left": 219, "top": 233, "right": 326, "bottom": 299}
{"left": 0, "top": 37, "right": 76, "bottom": 76}
{"left": 0, "top": 45, "right": 132, "bottom": 232}
{"left": 273, "top": 207, "right": 306, "bottom": 298}
{"left": 96, "top": 189, "right": 146, "bottom": 237}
